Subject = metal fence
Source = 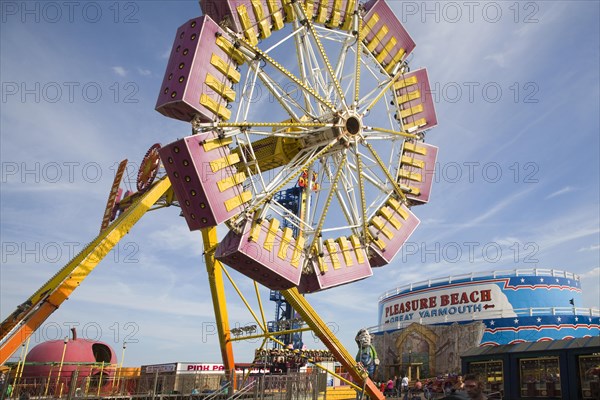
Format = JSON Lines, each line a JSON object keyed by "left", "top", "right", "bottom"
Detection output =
{"left": 1, "top": 369, "right": 328, "bottom": 400}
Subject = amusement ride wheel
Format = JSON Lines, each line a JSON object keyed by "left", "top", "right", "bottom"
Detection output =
{"left": 136, "top": 143, "right": 162, "bottom": 192}
{"left": 0, "top": 1, "right": 439, "bottom": 397}
{"left": 154, "top": 0, "right": 439, "bottom": 396}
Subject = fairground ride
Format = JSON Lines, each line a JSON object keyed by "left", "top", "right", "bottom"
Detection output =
{"left": 1, "top": 1, "right": 439, "bottom": 399}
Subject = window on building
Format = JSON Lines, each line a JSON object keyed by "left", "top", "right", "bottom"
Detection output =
{"left": 579, "top": 354, "right": 600, "bottom": 400}
{"left": 519, "top": 357, "right": 560, "bottom": 398}
{"left": 467, "top": 360, "right": 503, "bottom": 394}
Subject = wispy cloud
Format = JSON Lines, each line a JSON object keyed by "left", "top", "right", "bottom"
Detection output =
{"left": 536, "top": 219, "right": 599, "bottom": 250}
{"left": 427, "top": 186, "right": 535, "bottom": 243}
{"left": 149, "top": 223, "right": 204, "bottom": 257}
{"left": 469, "top": 187, "right": 534, "bottom": 225}
{"left": 160, "top": 48, "right": 171, "bottom": 59}
{"left": 580, "top": 267, "right": 600, "bottom": 280}
{"left": 112, "top": 66, "right": 128, "bottom": 77}
{"left": 74, "top": 282, "right": 215, "bottom": 317}
{"left": 484, "top": 53, "right": 507, "bottom": 68}
{"left": 546, "top": 186, "right": 574, "bottom": 199}
{"left": 137, "top": 67, "right": 152, "bottom": 76}
{"left": 578, "top": 244, "right": 600, "bottom": 253}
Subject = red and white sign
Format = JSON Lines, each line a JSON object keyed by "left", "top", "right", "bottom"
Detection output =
{"left": 379, "top": 283, "right": 516, "bottom": 326}
{"left": 179, "top": 363, "right": 267, "bottom": 374}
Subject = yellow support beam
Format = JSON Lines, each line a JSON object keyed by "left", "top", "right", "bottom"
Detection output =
{"left": 354, "top": 15, "right": 363, "bottom": 105}
{"left": 281, "top": 288, "right": 384, "bottom": 400}
{"left": 201, "top": 227, "right": 236, "bottom": 383}
{"left": 0, "top": 178, "right": 171, "bottom": 364}
{"left": 216, "top": 121, "right": 328, "bottom": 129}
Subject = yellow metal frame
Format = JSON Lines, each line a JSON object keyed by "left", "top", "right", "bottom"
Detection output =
{"left": 221, "top": 277, "right": 363, "bottom": 392}
{"left": 1, "top": 178, "right": 384, "bottom": 399}
{"left": 201, "top": 227, "right": 236, "bottom": 384}
{"left": 282, "top": 288, "right": 384, "bottom": 400}
{"left": 0, "top": 177, "right": 171, "bottom": 364}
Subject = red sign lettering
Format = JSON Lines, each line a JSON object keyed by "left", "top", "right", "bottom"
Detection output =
{"left": 386, "top": 289, "right": 494, "bottom": 317}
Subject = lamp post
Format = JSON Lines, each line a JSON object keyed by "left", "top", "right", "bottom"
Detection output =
{"left": 55, "top": 336, "right": 69, "bottom": 394}
{"left": 407, "top": 348, "right": 413, "bottom": 381}
{"left": 12, "top": 338, "right": 30, "bottom": 398}
{"left": 115, "top": 342, "right": 127, "bottom": 393}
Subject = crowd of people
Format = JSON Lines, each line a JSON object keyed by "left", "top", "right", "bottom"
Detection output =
{"left": 252, "top": 347, "right": 336, "bottom": 372}
{"left": 375, "top": 374, "right": 488, "bottom": 400}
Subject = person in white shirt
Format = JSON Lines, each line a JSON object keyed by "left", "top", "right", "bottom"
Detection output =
{"left": 401, "top": 375, "right": 409, "bottom": 399}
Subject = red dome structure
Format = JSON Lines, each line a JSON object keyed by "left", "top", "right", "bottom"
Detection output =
{"left": 22, "top": 329, "right": 117, "bottom": 388}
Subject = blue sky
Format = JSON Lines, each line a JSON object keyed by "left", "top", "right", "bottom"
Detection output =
{"left": 1, "top": 1, "right": 599, "bottom": 367}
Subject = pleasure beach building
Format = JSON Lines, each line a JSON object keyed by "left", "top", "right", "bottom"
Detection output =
{"left": 369, "top": 268, "right": 599, "bottom": 397}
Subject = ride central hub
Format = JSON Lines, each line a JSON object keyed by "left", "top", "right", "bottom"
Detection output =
{"left": 299, "top": 111, "right": 364, "bottom": 150}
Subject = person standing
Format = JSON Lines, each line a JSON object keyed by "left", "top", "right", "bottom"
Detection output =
{"left": 462, "top": 374, "right": 487, "bottom": 400}
{"left": 401, "top": 375, "right": 409, "bottom": 399}
{"left": 385, "top": 378, "right": 394, "bottom": 396}
{"left": 414, "top": 379, "right": 423, "bottom": 391}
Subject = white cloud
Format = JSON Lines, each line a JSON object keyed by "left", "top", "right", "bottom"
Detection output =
{"left": 579, "top": 267, "right": 600, "bottom": 280}
{"left": 579, "top": 267, "right": 600, "bottom": 309}
{"left": 149, "top": 223, "right": 204, "bottom": 257}
{"left": 535, "top": 219, "right": 599, "bottom": 251}
{"left": 426, "top": 186, "right": 535, "bottom": 243}
{"left": 73, "top": 282, "right": 215, "bottom": 317}
{"left": 484, "top": 53, "right": 507, "bottom": 68}
{"left": 161, "top": 48, "right": 171, "bottom": 59}
{"left": 578, "top": 244, "right": 600, "bottom": 253}
{"left": 137, "top": 67, "right": 152, "bottom": 76}
{"left": 577, "top": 244, "right": 600, "bottom": 252}
{"left": 546, "top": 186, "right": 574, "bottom": 199}
{"left": 492, "top": 236, "right": 525, "bottom": 247}
{"left": 112, "top": 66, "right": 128, "bottom": 77}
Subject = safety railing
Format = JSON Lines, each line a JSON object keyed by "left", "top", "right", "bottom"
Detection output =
{"left": 1, "top": 370, "right": 324, "bottom": 400}
{"left": 369, "top": 307, "right": 599, "bottom": 333}
{"left": 378, "top": 268, "right": 581, "bottom": 301}
{"left": 226, "top": 380, "right": 253, "bottom": 400}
